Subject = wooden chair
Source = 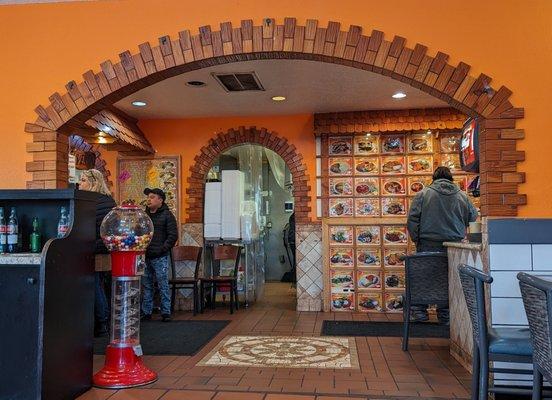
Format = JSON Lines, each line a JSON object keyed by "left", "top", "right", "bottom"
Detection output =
{"left": 169, "top": 246, "right": 202, "bottom": 316}
{"left": 200, "top": 244, "right": 242, "bottom": 314}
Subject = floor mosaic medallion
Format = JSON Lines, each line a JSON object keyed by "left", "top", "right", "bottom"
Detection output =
{"left": 198, "top": 335, "right": 359, "bottom": 369}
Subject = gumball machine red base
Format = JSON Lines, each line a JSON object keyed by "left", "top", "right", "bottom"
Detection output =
{"left": 93, "top": 202, "right": 157, "bottom": 389}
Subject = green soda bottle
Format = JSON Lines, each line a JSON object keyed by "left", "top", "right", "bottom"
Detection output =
{"left": 30, "top": 217, "right": 41, "bottom": 253}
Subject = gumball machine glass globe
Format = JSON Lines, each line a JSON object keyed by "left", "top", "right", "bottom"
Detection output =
{"left": 100, "top": 203, "right": 154, "bottom": 252}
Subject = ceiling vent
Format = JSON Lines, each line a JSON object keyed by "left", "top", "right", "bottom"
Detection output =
{"left": 212, "top": 72, "right": 265, "bottom": 92}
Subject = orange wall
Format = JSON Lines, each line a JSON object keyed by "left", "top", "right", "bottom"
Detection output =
{"left": 138, "top": 115, "right": 315, "bottom": 222}
{"left": 1, "top": 0, "right": 551, "bottom": 216}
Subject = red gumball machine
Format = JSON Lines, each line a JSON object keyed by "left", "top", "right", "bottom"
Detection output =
{"left": 93, "top": 201, "right": 157, "bottom": 389}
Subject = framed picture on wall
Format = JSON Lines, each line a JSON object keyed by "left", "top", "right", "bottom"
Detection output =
{"left": 117, "top": 156, "right": 181, "bottom": 222}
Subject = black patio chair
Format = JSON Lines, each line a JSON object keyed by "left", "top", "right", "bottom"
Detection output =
{"left": 459, "top": 265, "right": 533, "bottom": 400}
{"left": 518, "top": 272, "right": 552, "bottom": 400}
{"left": 402, "top": 252, "right": 449, "bottom": 351}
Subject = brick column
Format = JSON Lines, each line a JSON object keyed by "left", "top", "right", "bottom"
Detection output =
{"left": 26, "top": 131, "right": 69, "bottom": 189}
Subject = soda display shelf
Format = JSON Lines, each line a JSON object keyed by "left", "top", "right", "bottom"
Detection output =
{"left": 0, "top": 189, "right": 98, "bottom": 400}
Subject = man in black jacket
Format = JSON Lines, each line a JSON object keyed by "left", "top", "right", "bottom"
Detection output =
{"left": 141, "top": 188, "right": 178, "bottom": 322}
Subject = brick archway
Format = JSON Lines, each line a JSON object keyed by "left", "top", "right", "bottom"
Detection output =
{"left": 186, "top": 126, "right": 310, "bottom": 223}
{"left": 25, "top": 17, "right": 526, "bottom": 217}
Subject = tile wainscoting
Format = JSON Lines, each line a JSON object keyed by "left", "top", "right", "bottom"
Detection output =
{"left": 296, "top": 222, "right": 324, "bottom": 312}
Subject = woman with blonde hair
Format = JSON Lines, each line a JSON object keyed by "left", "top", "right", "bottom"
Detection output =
{"left": 79, "top": 169, "right": 117, "bottom": 337}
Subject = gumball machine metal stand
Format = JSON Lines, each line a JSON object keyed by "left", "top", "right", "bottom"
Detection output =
{"left": 93, "top": 201, "right": 157, "bottom": 389}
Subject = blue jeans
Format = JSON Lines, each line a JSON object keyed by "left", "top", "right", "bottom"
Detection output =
{"left": 95, "top": 272, "right": 110, "bottom": 324}
{"left": 141, "top": 255, "right": 171, "bottom": 315}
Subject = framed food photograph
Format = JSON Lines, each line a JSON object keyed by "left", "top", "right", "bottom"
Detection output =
{"left": 440, "top": 133, "right": 461, "bottom": 153}
{"left": 330, "top": 269, "right": 355, "bottom": 290}
{"left": 329, "top": 137, "right": 353, "bottom": 156}
{"left": 384, "top": 270, "right": 406, "bottom": 290}
{"left": 355, "top": 198, "right": 380, "bottom": 217}
{"left": 381, "top": 177, "right": 406, "bottom": 196}
{"left": 329, "top": 247, "right": 354, "bottom": 268}
{"left": 329, "top": 177, "right": 353, "bottom": 196}
{"left": 330, "top": 226, "right": 354, "bottom": 245}
{"left": 355, "top": 226, "right": 381, "bottom": 246}
{"left": 382, "top": 197, "right": 407, "bottom": 216}
{"left": 454, "top": 175, "right": 468, "bottom": 192}
{"left": 441, "top": 153, "right": 462, "bottom": 172}
{"left": 357, "top": 292, "right": 383, "bottom": 313}
{"left": 329, "top": 198, "right": 353, "bottom": 217}
{"left": 354, "top": 135, "right": 379, "bottom": 155}
{"left": 407, "top": 176, "right": 432, "bottom": 195}
{"left": 407, "top": 133, "right": 433, "bottom": 153}
{"left": 331, "top": 293, "right": 355, "bottom": 312}
{"left": 407, "top": 155, "right": 433, "bottom": 174}
{"left": 381, "top": 156, "right": 406, "bottom": 175}
{"left": 385, "top": 292, "right": 404, "bottom": 312}
{"left": 357, "top": 270, "right": 382, "bottom": 289}
{"left": 356, "top": 248, "right": 381, "bottom": 268}
{"left": 383, "top": 248, "right": 407, "bottom": 267}
{"left": 383, "top": 226, "right": 408, "bottom": 245}
{"left": 381, "top": 135, "right": 405, "bottom": 154}
{"left": 354, "top": 177, "right": 379, "bottom": 197}
{"left": 329, "top": 157, "right": 353, "bottom": 175}
{"left": 354, "top": 157, "right": 379, "bottom": 175}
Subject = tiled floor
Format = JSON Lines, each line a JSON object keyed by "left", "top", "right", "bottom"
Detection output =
{"left": 79, "top": 283, "right": 471, "bottom": 400}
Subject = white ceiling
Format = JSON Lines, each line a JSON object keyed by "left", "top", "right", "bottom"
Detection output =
{"left": 115, "top": 59, "right": 448, "bottom": 119}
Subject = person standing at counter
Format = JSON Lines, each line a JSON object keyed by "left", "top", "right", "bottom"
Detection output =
{"left": 78, "top": 169, "right": 117, "bottom": 337}
{"left": 406, "top": 166, "right": 478, "bottom": 323}
{"left": 141, "top": 188, "right": 178, "bottom": 322}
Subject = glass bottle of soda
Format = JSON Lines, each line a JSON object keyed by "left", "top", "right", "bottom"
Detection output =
{"left": 30, "top": 217, "right": 41, "bottom": 253}
{"left": 57, "top": 206, "right": 69, "bottom": 238}
{"left": 0, "top": 207, "right": 6, "bottom": 253}
{"left": 7, "top": 207, "right": 18, "bottom": 253}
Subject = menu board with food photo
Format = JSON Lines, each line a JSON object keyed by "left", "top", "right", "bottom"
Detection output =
{"left": 441, "top": 153, "right": 461, "bottom": 172}
{"left": 440, "top": 134, "right": 461, "bottom": 153}
{"left": 330, "top": 226, "right": 353, "bottom": 245}
{"left": 407, "top": 155, "right": 433, "bottom": 174}
{"left": 357, "top": 270, "right": 382, "bottom": 289}
{"left": 381, "top": 177, "right": 406, "bottom": 196}
{"left": 355, "top": 198, "right": 380, "bottom": 217}
{"left": 408, "top": 176, "right": 431, "bottom": 195}
{"left": 330, "top": 269, "right": 355, "bottom": 290}
{"left": 357, "top": 292, "right": 383, "bottom": 312}
{"left": 385, "top": 292, "right": 404, "bottom": 312}
{"left": 454, "top": 175, "right": 468, "bottom": 192}
{"left": 356, "top": 248, "right": 381, "bottom": 268}
{"left": 329, "top": 198, "right": 353, "bottom": 217}
{"left": 329, "top": 157, "right": 353, "bottom": 175}
{"left": 355, "top": 226, "right": 381, "bottom": 246}
{"left": 381, "top": 135, "right": 405, "bottom": 154}
{"left": 383, "top": 226, "right": 408, "bottom": 244}
{"left": 384, "top": 248, "right": 407, "bottom": 267}
{"left": 331, "top": 293, "right": 355, "bottom": 311}
{"left": 354, "top": 157, "right": 379, "bottom": 175}
{"left": 384, "top": 270, "right": 405, "bottom": 290}
{"left": 381, "top": 156, "right": 406, "bottom": 175}
{"left": 354, "top": 177, "right": 379, "bottom": 196}
{"left": 407, "top": 134, "right": 433, "bottom": 153}
{"left": 382, "top": 197, "right": 407, "bottom": 216}
{"left": 329, "top": 247, "right": 354, "bottom": 268}
{"left": 354, "top": 135, "right": 379, "bottom": 155}
{"left": 329, "top": 177, "right": 353, "bottom": 196}
{"left": 329, "top": 137, "right": 353, "bottom": 155}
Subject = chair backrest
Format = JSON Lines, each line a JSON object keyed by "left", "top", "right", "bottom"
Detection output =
{"left": 458, "top": 264, "right": 492, "bottom": 349}
{"left": 171, "top": 245, "right": 203, "bottom": 280}
{"left": 404, "top": 252, "right": 449, "bottom": 306}
{"left": 211, "top": 244, "right": 242, "bottom": 277}
{"left": 518, "top": 272, "right": 552, "bottom": 381}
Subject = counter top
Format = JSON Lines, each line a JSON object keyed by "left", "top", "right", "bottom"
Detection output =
{"left": 443, "top": 241, "right": 482, "bottom": 251}
{"left": 0, "top": 253, "right": 42, "bottom": 265}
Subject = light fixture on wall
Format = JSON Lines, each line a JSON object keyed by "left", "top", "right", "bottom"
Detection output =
{"left": 131, "top": 101, "right": 147, "bottom": 107}
{"left": 392, "top": 91, "right": 407, "bottom": 99}
{"left": 187, "top": 80, "right": 206, "bottom": 87}
{"left": 271, "top": 96, "right": 286, "bottom": 102}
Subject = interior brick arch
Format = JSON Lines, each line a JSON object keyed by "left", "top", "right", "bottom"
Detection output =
{"left": 25, "top": 17, "right": 526, "bottom": 217}
{"left": 186, "top": 126, "right": 310, "bottom": 223}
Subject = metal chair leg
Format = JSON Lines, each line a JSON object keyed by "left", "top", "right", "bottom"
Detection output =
{"left": 229, "top": 283, "right": 234, "bottom": 314}
{"left": 170, "top": 285, "right": 176, "bottom": 314}
{"left": 192, "top": 283, "right": 197, "bottom": 316}
{"left": 199, "top": 282, "right": 204, "bottom": 314}
{"left": 471, "top": 343, "right": 480, "bottom": 400}
{"left": 479, "top": 351, "right": 489, "bottom": 400}
{"left": 533, "top": 365, "right": 543, "bottom": 400}
{"left": 234, "top": 282, "right": 239, "bottom": 310}
{"left": 402, "top": 300, "right": 410, "bottom": 351}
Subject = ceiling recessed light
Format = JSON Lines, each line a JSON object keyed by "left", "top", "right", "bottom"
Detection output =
{"left": 365, "top": 132, "right": 372, "bottom": 137}
{"left": 426, "top": 129, "right": 432, "bottom": 135}
{"left": 187, "top": 80, "right": 206, "bottom": 87}
{"left": 131, "top": 100, "right": 147, "bottom": 107}
{"left": 272, "top": 96, "right": 286, "bottom": 102}
{"left": 98, "top": 137, "right": 108, "bottom": 144}
{"left": 100, "top": 126, "right": 112, "bottom": 133}
{"left": 392, "top": 91, "right": 407, "bottom": 99}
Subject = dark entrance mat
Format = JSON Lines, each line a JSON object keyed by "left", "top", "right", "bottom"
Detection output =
{"left": 94, "top": 320, "right": 230, "bottom": 356}
{"left": 321, "top": 320, "right": 450, "bottom": 338}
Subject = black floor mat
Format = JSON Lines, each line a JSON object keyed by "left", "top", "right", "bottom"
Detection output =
{"left": 321, "top": 320, "right": 449, "bottom": 338}
{"left": 94, "top": 320, "right": 230, "bottom": 356}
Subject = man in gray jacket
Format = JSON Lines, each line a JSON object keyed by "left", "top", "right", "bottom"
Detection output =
{"left": 407, "top": 166, "right": 478, "bottom": 322}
